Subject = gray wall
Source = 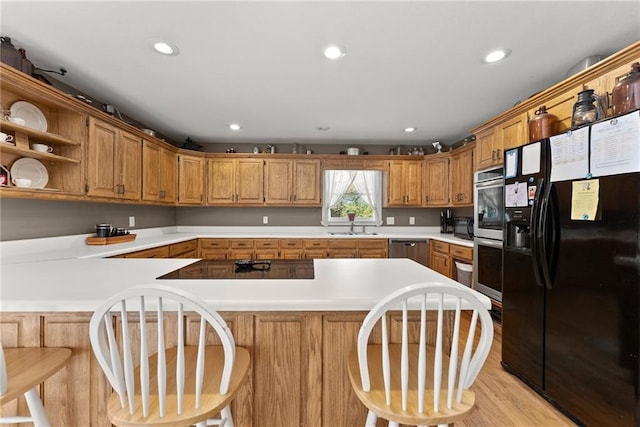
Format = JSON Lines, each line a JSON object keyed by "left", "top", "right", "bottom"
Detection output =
{"left": 1, "top": 198, "right": 471, "bottom": 241}
{"left": 0, "top": 199, "right": 176, "bottom": 241}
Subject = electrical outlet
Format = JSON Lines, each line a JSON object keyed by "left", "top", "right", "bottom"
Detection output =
{"left": 409, "top": 216, "right": 415, "bottom": 225}
{"left": 263, "top": 216, "right": 269, "bottom": 224}
{"left": 129, "top": 216, "right": 135, "bottom": 227}
{"left": 387, "top": 217, "right": 395, "bottom": 225}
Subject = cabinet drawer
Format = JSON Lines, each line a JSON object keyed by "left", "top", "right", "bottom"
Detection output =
{"left": 231, "top": 239, "right": 254, "bottom": 249}
{"left": 169, "top": 239, "right": 197, "bottom": 257}
{"left": 431, "top": 240, "right": 450, "bottom": 254}
{"left": 329, "top": 239, "right": 358, "bottom": 249}
{"left": 304, "top": 239, "right": 328, "bottom": 249}
{"left": 255, "top": 239, "right": 279, "bottom": 249}
{"left": 199, "top": 239, "right": 230, "bottom": 249}
{"left": 280, "top": 239, "right": 303, "bottom": 249}
{"left": 358, "top": 239, "right": 388, "bottom": 249}
{"left": 125, "top": 246, "right": 170, "bottom": 258}
{"left": 450, "top": 244, "right": 473, "bottom": 261}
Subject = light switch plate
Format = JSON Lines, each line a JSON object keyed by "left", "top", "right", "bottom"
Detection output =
{"left": 129, "top": 216, "right": 135, "bottom": 227}
{"left": 263, "top": 216, "right": 269, "bottom": 224}
{"left": 409, "top": 217, "right": 415, "bottom": 225}
{"left": 387, "top": 217, "right": 395, "bottom": 225}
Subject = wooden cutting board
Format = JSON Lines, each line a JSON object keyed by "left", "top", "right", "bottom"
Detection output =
{"left": 86, "top": 234, "right": 136, "bottom": 245}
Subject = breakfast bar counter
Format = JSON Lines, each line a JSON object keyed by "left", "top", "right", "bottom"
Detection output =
{"left": 0, "top": 229, "right": 486, "bottom": 427}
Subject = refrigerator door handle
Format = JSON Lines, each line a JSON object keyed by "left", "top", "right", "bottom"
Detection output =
{"left": 530, "top": 177, "right": 545, "bottom": 288}
{"left": 539, "top": 179, "right": 554, "bottom": 289}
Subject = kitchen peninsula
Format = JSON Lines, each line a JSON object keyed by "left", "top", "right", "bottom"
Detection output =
{"left": 0, "top": 226, "right": 484, "bottom": 426}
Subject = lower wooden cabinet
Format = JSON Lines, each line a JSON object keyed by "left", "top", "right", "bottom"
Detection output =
{"left": 429, "top": 239, "right": 474, "bottom": 285}
{"left": 0, "top": 309, "right": 448, "bottom": 427}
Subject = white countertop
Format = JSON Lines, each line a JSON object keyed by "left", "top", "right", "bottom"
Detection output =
{"left": 0, "top": 226, "right": 485, "bottom": 312}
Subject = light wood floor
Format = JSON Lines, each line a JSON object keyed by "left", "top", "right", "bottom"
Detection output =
{"left": 457, "top": 318, "right": 577, "bottom": 427}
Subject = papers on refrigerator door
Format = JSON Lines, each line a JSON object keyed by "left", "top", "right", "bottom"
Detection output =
{"left": 590, "top": 110, "right": 640, "bottom": 177}
{"left": 571, "top": 179, "right": 599, "bottom": 221}
{"left": 522, "top": 141, "right": 541, "bottom": 175}
{"left": 505, "top": 149, "right": 518, "bottom": 179}
{"left": 505, "top": 182, "right": 528, "bottom": 207}
{"left": 549, "top": 126, "right": 589, "bottom": 182}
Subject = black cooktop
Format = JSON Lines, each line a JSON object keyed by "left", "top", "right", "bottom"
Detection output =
{"left": 157, "top": 259, "right": 314, "bottom": 280}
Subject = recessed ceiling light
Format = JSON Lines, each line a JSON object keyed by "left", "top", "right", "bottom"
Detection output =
{"left": 324, "top": 45, "right": 346, "bottom": 60}
{"left": 153, "top": 41, "right": 180, "bottom": 56}
{"left": 483, "top": 48, "right": 511, "bottom": 63}
{"left": 404, "top": 127, "right": 417, "bottom": 133}
{"left": 316, "top": 126, "right": 331, "bottom": 131}
{"left": 229, "top": 123, "right": 241, "bottom": 131}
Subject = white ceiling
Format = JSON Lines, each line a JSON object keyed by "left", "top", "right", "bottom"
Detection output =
{"left": 2, "top": 1, "right": 639, "bottom": 147}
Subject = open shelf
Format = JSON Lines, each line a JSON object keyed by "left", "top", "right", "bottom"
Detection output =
{"left": 0, "top": 119, "right": 80, "bottom": 146}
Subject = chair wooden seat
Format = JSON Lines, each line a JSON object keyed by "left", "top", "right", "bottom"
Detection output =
{"left": 0, "top": 346, "right": 72, "bottom": 426}
{"left": 108, "top": 346, "right": 250, "bottom": 427}
{"left": 348, "top": 344, "right": 475, "bottom": 426}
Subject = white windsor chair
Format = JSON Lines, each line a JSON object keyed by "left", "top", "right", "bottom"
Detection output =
{"left": 89, "top": 284, "right": 250, "bottom": 427}
{"left": 348, "top": 282, "right": 494, "bottom": 427}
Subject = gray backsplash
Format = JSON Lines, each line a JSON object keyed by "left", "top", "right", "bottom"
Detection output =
{"left": 0, "top": 198, "right": 468, "bottom": 241}
{"left": 0, "top": 199, "right": 176, "bottom": 241}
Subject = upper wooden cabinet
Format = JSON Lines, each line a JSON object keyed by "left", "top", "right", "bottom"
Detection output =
{"left": 475, "top": 128, "right": 500, "bottom": 170}
{"left": 472, "top": 42, "right": 640, "bottom": 171}
{"left": 177, "top": 152, "right": 205, "bottom": 205}
{"left": 450, "top": 144, "right": 474, "bottom": 206}
{"left": 142, "top": 140, "right": 176, "bottom": 204}
{"left": 0, "top": 64, "right": 85, "bottom": 195}
{"left": 87, "top": 117, "right": 142, "bottom": 200}
{"left": 264, "top": 159, "right": 321, "bottom": 205}
{"left": 207, "top": 157, "right": 264, "bottom": 205}
{"left": 387, "top": 159, "right": 423, "bottom": 206}
{"left": 423, "top": 155, "right": 449, "bottom": 207}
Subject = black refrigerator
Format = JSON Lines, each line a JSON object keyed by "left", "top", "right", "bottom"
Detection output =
{"left": 501, "top": 110, "right": 640, "bottom": 426}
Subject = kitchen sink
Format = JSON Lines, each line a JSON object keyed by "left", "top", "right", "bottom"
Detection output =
{"left": 328, "top": 232, "right": 379, "bottom": 236}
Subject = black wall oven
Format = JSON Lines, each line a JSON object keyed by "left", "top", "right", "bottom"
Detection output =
{"left": 474, "top": 236, "right": 503, "bottom": 302}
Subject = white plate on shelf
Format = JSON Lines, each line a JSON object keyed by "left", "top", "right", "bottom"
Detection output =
{"left": 10, "top": 158, "right": 49, "bottom": 189}
{"left": 9, "top": 101, "right": 47, "bottom": 132}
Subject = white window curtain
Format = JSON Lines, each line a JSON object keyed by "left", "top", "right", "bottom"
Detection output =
{"left": 353, "top": 170, "right": 383, "bottom": 226}
{"left": 322, "top": 170, "right": 383, "bottom": 226}
{"left": 326, "top": 170, "right": 354, "bottom": 208}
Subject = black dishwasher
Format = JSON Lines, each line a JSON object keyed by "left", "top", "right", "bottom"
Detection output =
{"left": 388, "top": 239, "right": 429, "bottom": 267}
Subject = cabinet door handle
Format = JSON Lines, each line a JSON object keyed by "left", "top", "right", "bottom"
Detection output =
{"left": 496, "top": 149, "right": 502, "bottom": 159}
{"left": 491, "top": 150, "right": 496, "bottom": 160}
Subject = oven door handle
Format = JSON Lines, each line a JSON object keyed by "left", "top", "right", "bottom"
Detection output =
{"left": 474, "top": 237, "right": 503, "bottom": 249}
{"left": 474, "top": 180, "right": 503, "bottom": 190}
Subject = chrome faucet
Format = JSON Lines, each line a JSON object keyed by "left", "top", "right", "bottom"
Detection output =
{"left": 349, "top": 220, "right": 355, "bottom": 235}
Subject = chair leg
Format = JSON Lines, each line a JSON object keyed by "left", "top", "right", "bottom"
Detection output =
{"left": 23, "top": 388, "right": 51, "bottom": 427}
{"left": 365, "top": 410, "right": 377, "bottom": 427}
{"left": 220, "top": 406, "right": 232, "bottom": 427}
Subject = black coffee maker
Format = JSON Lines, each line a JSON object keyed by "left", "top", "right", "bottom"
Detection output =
{"left": 440, "top": 209, "right": 454, "bottom": 233}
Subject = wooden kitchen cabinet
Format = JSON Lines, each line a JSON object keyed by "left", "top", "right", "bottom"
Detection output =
{"left": 207, "top": 157, "right": 264, "bottom": 205}
{"left": 423, "top": 155, "right": 449, "bottom": 206}
{"left": 280, "top": 239, "right": 304, "bottom": 259}
{"left": 230, "top": 239, "right": 255, "bottom": 259}
{"left": 429, "top": 240, "right": 451, "bottom": 277}
{"left": 198, "top": 239, "right": 230, "bottom": 259}
{"left": 387, "top": 159, "right": 423, "bottom": 206}
{"left": 0, "top": 64, "right": 85, "bottom": 196}
{"left": 475, "top": 127, "right": 500, "bottom": 170}
{"left": 327, "top": 239, "right": 358, "bottom": 258}
{"left": 264, "top": 159, "right": 321, "bottom": 205}
{"left": 87, "top": 117, "right": 142, "bottom": 200}
{"left": 177, "top": 152, "right": 205, "bottom": 205}
{"left": 450, "top": 143, "right": 474, "bottom": 206}
{"left": 168, "top": 239, "right": 197, "bottom": 258}
{"left": 303, "top": 239, "right": 328, "bottom": 259}
{"left": 357, "top": 238, "right": 388, "bottom": 258}
{"left": 254, "top": 239, "right": 279, "bottom": 259}
{"left": 499, "top": 113, "right": 528, "bottom": 151}
{"left": 142, "top": 140, "right": 177, "bottom": 203}
{"left": 118, "top": 245, "right": 170, "bottom": 258}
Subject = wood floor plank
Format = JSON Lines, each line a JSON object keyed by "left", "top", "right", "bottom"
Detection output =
{"left": 456, "top": 316, "right": 576, "bottom": 427}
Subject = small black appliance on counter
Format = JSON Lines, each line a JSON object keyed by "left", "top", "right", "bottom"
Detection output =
{"left": 452, "top": 217, "right": 474, "bottom": 240}
{"left": 440, "top": 209, "right": 453, "bottom": 233}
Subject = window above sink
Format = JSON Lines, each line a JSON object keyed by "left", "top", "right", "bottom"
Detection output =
{"left": 322, "top": 170, "right": 383, "bottom": 227}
